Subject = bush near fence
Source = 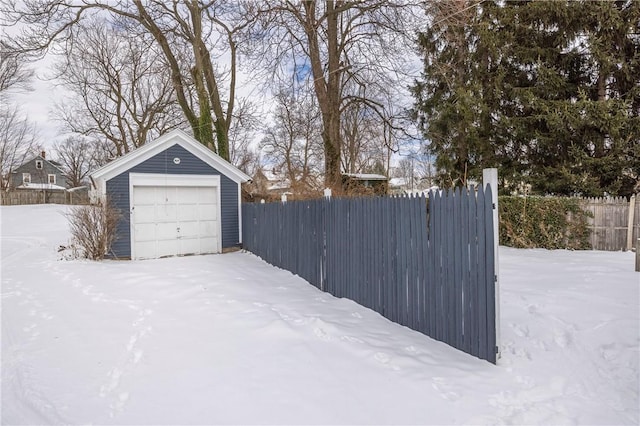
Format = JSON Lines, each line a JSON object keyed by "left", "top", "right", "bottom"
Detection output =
{"left": 499, "top": 195, "right": 639, "bottom": 251}
{"left": 499, "top": 196, "right": 592, "bottom": 249}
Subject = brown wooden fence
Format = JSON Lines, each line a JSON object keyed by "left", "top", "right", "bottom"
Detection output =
{"left": 0, "top": 190, "right": 89, "bottom": 206}
{"left": 581, "top": 195, "right": 639, "bottom": 251}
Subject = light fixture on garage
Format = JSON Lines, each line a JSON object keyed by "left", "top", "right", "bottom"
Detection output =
{"left": 173, "top": 157, "right": 181, "bottom": 164}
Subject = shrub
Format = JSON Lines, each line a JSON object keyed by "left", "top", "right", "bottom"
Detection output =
{"left": 499, "top": 196, "right": 592, "bottom": 249}
{"left": 65, "top": 200, "right": 121, "bottom": 260}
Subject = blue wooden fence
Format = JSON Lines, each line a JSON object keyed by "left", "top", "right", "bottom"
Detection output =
{"left": 242, "top": 187, "right": 497, "bottom": 363}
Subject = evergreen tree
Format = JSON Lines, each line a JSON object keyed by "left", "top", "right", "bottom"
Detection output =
{"left": 412, "top": 0, "right": 639, "bottom": 196}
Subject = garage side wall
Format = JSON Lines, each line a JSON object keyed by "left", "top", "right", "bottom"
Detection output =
{"left": 106, "top": 144, "right": 240, "bottom": 258}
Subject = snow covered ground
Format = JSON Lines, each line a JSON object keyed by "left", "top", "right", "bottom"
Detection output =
{"left": 1, "top": 204, "right": 638, "bottom": 425}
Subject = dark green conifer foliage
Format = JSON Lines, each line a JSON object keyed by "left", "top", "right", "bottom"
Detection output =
{"left": 412, "top": 0, "right": 639, "bottom": 196}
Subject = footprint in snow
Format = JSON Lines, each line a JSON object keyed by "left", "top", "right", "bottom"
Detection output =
{"left": 509, "top": 322, "right": 529, "bottom": 337}
{"left": 374, "top": 352, "right": 390, "bottom": 363}
{"left": 341, "top": 335, "right": 364, "bottom": 344}
{"left": 314, "top": 327, "right": 331, "bottom": 341}
{"left": 553, "top": 329, "right": 573, "bottom": 348}
{"left": 23, "top": 323, "right": 37, "bottom": 332}
{"left": 432, "top": 377, "right": 461, "bottom": 401}
{"left": 373, "top": 352, "right": 400, "bottom": 370}
{"left": 100, "top": 368, "right": 123, "bottom": 397}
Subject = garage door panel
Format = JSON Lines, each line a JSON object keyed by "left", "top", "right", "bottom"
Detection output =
{"left": 155, "top": 204, "right": 177, "bottom": 222}
{"left": 199, "top": 221, "right": 218, "bottom": 236}
{"left": 132, "top": 183, "right": 220, "bottom": 260}
{"left": 200, "top": 237, "right": 218, "bottom": 253}
{"left": 179, "top": 239, "right": 201, "bottom": 255}
{"left": 177, "top": 187, "right": 209, "bottom": 203}
{"left": 177, "top": 204, "right": 198, "bottom": 221}
{"left": 178, "top": 221, "right": 200, "bottom": 238}
{"left": 156, "top": 222, "right": 178, "bottom": 240}
{"left": 136, "top": 241, "right": 157, "bottom": 259}
{"left": 198, "top": 204, "right": 218, "bottom": 220}
{"left": 156, "top": 240, "right": 177, "bottom": 258}
{"left": 133, "top": 187, "right": 157, "bottom": 204}
{"left": 134, "top": 205, "right": 156, "bottom": 223}
{"left": 134, "top": 223, "right": 156, "bottom": 242}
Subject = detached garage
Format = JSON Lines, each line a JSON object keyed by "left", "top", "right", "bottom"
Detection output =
{"left": 91, "top": 129, "right": 251, "bottom": 260}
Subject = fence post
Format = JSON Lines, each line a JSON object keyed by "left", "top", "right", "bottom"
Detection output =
{"left": 483, "top": 168, "right": 500, "bottom": 359}
{"left": 324, "top": 188, "right": 332, "bottom": 199}
{"left": 627, "top": 195, "right": 636, "bottom": 251}
{"left": 281, "top": 194, "right": 287, "bottom": 203}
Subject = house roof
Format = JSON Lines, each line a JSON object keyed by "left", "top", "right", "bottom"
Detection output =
{"left": 90, "top": 129, "right": 251, "bottom": 185}
{"left": 15, "top": 154, "right": 66, "bottom": 175}
{"left": 342, "top": 173, "right": 388, "bottom": 181}
{"left": 17, "top": 183, "right": 66, "bottom": 191}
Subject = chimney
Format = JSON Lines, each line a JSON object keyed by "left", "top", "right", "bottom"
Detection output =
{"left": 41, "top": 150, "right": 46, "bottom": 159}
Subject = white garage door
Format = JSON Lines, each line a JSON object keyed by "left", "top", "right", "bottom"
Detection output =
{"left": 132, "top": 185, "right": 220, "bottom": 259}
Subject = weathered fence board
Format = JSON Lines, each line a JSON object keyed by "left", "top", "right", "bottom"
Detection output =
{"left": 1, "top": 190, "right": 89, "bottom": 206}
{"left": 582, "top": 195, "right": 639, "bottom": 251}
{"left": 242, "top": 187, "right": 497, "bottom": 363}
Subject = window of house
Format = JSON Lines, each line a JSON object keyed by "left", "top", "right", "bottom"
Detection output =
{"left": 48, "top": 174, "right": 56, "bottom": 184}
{"left": 23, "top": 173, "right": 31, "bottom": 184}
{"left": 35, "top": 160, "right": 43, "bottom": 169}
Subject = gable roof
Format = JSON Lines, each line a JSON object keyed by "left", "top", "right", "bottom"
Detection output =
{"left": 14, "top": 154, "right": 66, "bottom": 175}
{"left": 90, "top": 129, "right": 251, "bottom": 184}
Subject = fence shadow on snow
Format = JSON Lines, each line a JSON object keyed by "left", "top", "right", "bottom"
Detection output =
{"left": 242, "top": 187, "right": 497, "bottom": 363}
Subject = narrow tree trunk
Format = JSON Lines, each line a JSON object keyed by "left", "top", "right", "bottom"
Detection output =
{"left": 323, "top": 0, "right": 342, "bottom": 189}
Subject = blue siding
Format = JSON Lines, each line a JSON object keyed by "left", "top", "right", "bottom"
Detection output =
{"left": 106, "top": 144, "right": 240, "bottom": 258}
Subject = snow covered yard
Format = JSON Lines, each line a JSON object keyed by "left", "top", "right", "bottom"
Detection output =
{"left": 1, "top": 204, "right": 638, "bottom": 425}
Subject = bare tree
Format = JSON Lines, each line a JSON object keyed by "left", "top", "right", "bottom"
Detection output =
{"left": 51, "top": 19, "right": 183, "bottom": 156}
{"left": 227, "top": 97, "right": 262, "bottom": 175}
{"left": 0, "top": 37, "right": 39, "bottom": 189}
{"left": 2, "top": 0, "right": 261, "bottom": 160}
{"left": 54, "top": 136, "right": 102, "bottom": 188}
{"left": 0, "top": 40, "right": 33, "bottom": 93}
{"left": 261, "top": 85, "right": 323, "bottom": 194}
{"left": 341, "top": 101, "right": 391, "bottom": 175}
{"left": 250, "top": 0, "right": 418, "bottom": 188}
{"left": 0, "top": 104, "right": 39, "bottom": 190}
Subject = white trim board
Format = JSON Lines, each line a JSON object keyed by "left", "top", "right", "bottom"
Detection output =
{"left": 91, "top": 129, "right": 251, "bottom": 187}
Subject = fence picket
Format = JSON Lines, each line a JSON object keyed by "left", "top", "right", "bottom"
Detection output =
{"left": 241, "top": 189, "right": 497, "bottom": 363}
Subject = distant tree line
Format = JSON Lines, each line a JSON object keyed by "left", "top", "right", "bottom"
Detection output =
{"left": 2, "top": 0, "right": 418, "bottom": 193}
{"left": 1, "top": 1, "right": 638, "bottom": 197}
